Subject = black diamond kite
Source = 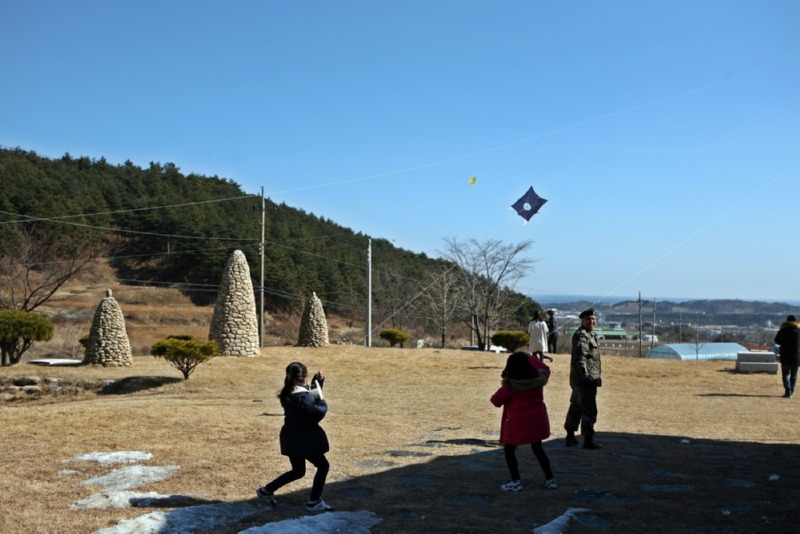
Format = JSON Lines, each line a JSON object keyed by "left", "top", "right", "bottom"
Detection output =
{"left": 511, "top": 186, "right": 547, "bottom": 223}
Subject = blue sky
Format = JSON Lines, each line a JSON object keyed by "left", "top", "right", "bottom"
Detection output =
{"left": 2, "top": 1, "right": 799, "bottom": 303}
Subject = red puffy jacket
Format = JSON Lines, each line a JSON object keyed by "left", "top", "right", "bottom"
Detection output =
{"left": 490, "top": 357, "right": 551, "bottom": 445}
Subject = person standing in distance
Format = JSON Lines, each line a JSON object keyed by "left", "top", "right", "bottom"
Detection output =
{"left": 546, "top": 310, "right": 558, "bottom": 354}
{"left": 256, "top": 361, "right": 333, "bottom": 511}
{"left": 527, "top": 309, "right": 549, "bottom": 356}
{"left": 564, "top": 308, "right": 602, "bottom": 449}
{"left": 774, "top": 314, "right": 799, "bottom": 398}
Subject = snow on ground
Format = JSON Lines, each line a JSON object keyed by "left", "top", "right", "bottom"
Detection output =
{"left": 66, "top": 449, "right": 587, "bottom": 533}
{"left": 532, "top": 508, "right": 590, "bottom": 534}
{"left": 70, "top": 451, "right": 154, "bottom": 464}
{"left": 79, "top": 464, "right": 179, "bottom": 492}
{"left": 240, "top": 511, "right": 382, "bottom": 533}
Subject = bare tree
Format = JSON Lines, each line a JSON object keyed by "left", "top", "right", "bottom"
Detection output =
{"left": 442, "top": 237, "right": 535, "bottom": 350}
{"left": 419, "top": 264, "right": 462, "bottom": 348}
{"left": 0, "top": 224, "right": 102, "bottom": 312}
{"left": 373, "top": 264, "right": 419, "bottom": 331}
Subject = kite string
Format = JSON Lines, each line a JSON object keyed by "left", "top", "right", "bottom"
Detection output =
{"left": 575, "top": 156, "right": 800, "bottom": 310}
{"left": 269, "top": 45, "right": 800, "bottom": 197}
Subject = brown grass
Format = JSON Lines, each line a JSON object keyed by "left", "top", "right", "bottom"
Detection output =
{"left": 1, "top": 344, "right": 797, "bottom": 533}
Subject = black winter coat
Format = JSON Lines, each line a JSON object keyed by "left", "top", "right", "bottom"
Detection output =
{"left": 774, "top": 321, "right": 800, "bottom": 366}
{"left": 279, "top": 386, "right": 329, "bottom": 458}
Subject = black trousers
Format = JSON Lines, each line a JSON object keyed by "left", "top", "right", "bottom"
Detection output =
{"left": 265, "top": 453, "right": 329, "bottom": 501}
{"left": 564, "top": 385, "right": 598, "bottom": 438}
{"left": 781, "top": 362, "right": 798, "bottom": 395}
{"left": 504, "top": 442, "right": 553, "bottom": 481}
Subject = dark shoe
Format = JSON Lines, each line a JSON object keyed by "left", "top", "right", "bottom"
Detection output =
{"left": 256, "top": 487, "right": 277, "bottom": 506}
{"left": 583, "top": 440, "right": 602, "bottom": 450}
{"left": 565, "top": 434, "right": 580, "bottom": 447}
{"left": 783, "top": 392, "right": 791, "bottom": 398}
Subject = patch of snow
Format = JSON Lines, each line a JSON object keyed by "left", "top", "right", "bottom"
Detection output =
{"left": 94, "top": 502, "right": 262, "bottom": 534}
{"left": 533, "top": 508, "right": 590, "bottom": 534}
{"left": 71, "top": 491, "right": 164, "bottom": 510}
{"left": 241, "top": 510, "right": 382, "bottom": 533}
{"left": 71, "top": 451, "right": 154, "bottom": 464}
{"left": 81, "top": 465, "right": 179, "bottom": 491}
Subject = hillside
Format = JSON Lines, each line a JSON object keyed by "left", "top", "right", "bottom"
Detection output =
{"left": 0, "top": 147, "right": 458, "bottom": 322}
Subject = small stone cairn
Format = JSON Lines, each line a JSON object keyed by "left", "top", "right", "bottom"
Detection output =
{"left": 84, "top": 289, "right": 132, "bottom": 366}
{"left": 297, "top": 292, "right": 329, "bottom": 347}
{"left": 209, "top": 250, "right": 261, "bottom": 357}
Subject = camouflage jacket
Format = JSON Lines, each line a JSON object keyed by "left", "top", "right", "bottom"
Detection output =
{"left": 570, "top": 326, "right": 602, "bottom": 388}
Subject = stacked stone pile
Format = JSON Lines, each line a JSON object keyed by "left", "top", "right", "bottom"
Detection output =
{"left": 297, "top": 292, "right": 329, "bottom": 347}
{"left": 84, "top": 289, "right": 132, "bottom": 367}
{"left": 209, "top": 250, "right": 261, "bottom": 357}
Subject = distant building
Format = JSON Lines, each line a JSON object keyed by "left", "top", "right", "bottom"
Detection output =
{"left": 644, "top": 342, "right": 748, "bottom": 361}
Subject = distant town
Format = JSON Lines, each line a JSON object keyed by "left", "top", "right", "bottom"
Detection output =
{"left": 541, "top": 298, "right": 794, "bottom": 352}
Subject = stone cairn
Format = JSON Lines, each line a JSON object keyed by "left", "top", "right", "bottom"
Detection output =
{"left": 297, "top": 292, "right": 329, "bottom": 347}
{"left": 84, "top": 289, "right": 132, "bottom": 366}
{"left": 209, "top": 249, "right": 261, "bottom": 357}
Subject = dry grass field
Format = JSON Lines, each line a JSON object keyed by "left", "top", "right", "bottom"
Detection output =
{"left": 2, "top": 345, "right": 799, "bottom": 533}
{"left": 1, "top": 280, "right": 798, "bottom": 533}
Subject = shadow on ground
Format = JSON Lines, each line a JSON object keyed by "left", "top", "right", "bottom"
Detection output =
{"left": 99, "top": 376, "right": 183, "bottom": 395}
{"left": 141, "top": 430, "right": 800, "bottom": 533}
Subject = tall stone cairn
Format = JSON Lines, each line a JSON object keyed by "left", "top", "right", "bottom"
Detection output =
{"left": 297, "top": 292, "right": 329, "bottom": 347}
{"left": 209, "top": 250, "right": 261, "bottom": 357}
{"left": 84, "top": 289, "right": 133, "bottom": 366}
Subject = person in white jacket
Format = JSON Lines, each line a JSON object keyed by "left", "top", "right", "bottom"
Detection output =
{"left": 528, "top": 310, "right": 549, "bottom": 355}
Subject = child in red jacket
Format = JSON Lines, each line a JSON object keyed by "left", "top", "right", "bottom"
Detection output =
{"left": 491, "top": 351, "right": 557, "bottom": 491}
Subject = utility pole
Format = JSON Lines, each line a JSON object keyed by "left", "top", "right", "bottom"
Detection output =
{"left": 366, "top": 238, "right": 372, "bottom": 347}
{"left": 259, "top": 186, "right": 266, "bottom": 348}
{"left": 652, "top": 298, "right": 656, "bottom": 349}
{"left": 638, "top": 291, "right": 643, "bottom": 357}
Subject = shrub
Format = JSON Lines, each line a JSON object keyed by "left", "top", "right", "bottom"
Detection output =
{"left": 491, "top": 330, "right": 529, "bottom": 352}
{"left": 150, "top": 336, "right": 218, "bottom": 379}
{"left": 379, "top": 328, "right": 410, "bottom": 348}
{"left": 0, "top": 310, "right": 54, "bottom": 366}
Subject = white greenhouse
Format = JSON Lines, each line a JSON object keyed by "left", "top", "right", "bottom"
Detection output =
{"left": 644, "top": 342, "right": 749, "bottom": 361}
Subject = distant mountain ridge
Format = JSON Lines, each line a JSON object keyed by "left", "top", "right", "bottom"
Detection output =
{"left": 540, "top": 297, "right": 795, "bottom": 328}
{"left": 540, "top": 297, "right": 796, "bottom": 315}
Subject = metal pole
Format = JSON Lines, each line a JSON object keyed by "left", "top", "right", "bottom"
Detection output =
{"left": 638, "top": 292, "right": 642, "bottom": 357}
{"left": 259, "top": 186, "right": 265, "bottom": 348}
{"left": 652, "top": 298, "right": 656, "bottom": 349}
{"left": 366, "top": 238, "right": 372, "bottom": 347}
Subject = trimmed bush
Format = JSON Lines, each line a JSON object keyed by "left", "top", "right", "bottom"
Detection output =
{"left": 491, "top": 330, "right": 529, "bottom": 352}
{"left": 151, "top": 336, "right": 218, "bottom": 379}
{"left": 379, "top": 328, "right": 410, "bottom": 348}
{"left": 0, "top": 310, "right": 54, "bottom": 366}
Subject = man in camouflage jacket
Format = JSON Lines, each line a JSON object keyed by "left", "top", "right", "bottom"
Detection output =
{"left": 564, "top": 308, "right": 602, "bottom": 449}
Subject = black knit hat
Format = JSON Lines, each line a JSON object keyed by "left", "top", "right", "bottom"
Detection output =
{"left": 788, "top": 315, "right": 797, "bottom": 322}
{"left": 579, "top": 308, "right": 595, "bottom": 319}
{"left": 502, "top": 352, "right": 539, "bottom": 380}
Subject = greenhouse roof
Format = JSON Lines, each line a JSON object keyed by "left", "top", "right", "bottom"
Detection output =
{"left": 644, "top": 342, "right": 748, "bottom": 361}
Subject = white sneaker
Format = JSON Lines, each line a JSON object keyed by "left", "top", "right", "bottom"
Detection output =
{"left": 544, "top": 478, "right": 558, "bottom": 489}
{"left": 305, "top": 499, "right": 333, "bottom": 511}
{"left": 501, "top": 480, "right": 523, "bottom": 492}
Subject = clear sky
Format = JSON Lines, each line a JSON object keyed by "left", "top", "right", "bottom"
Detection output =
{"left": 2, "top": 1, "right": 799, "bottom": 303}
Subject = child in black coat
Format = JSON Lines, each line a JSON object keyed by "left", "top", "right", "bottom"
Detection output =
{"left": 256, "top": 361, "right": 332, "bottom": 511}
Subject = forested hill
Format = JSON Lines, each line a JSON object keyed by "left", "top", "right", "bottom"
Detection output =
{"left": 0, "top": 147, "right": 445, "bottom": 316}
